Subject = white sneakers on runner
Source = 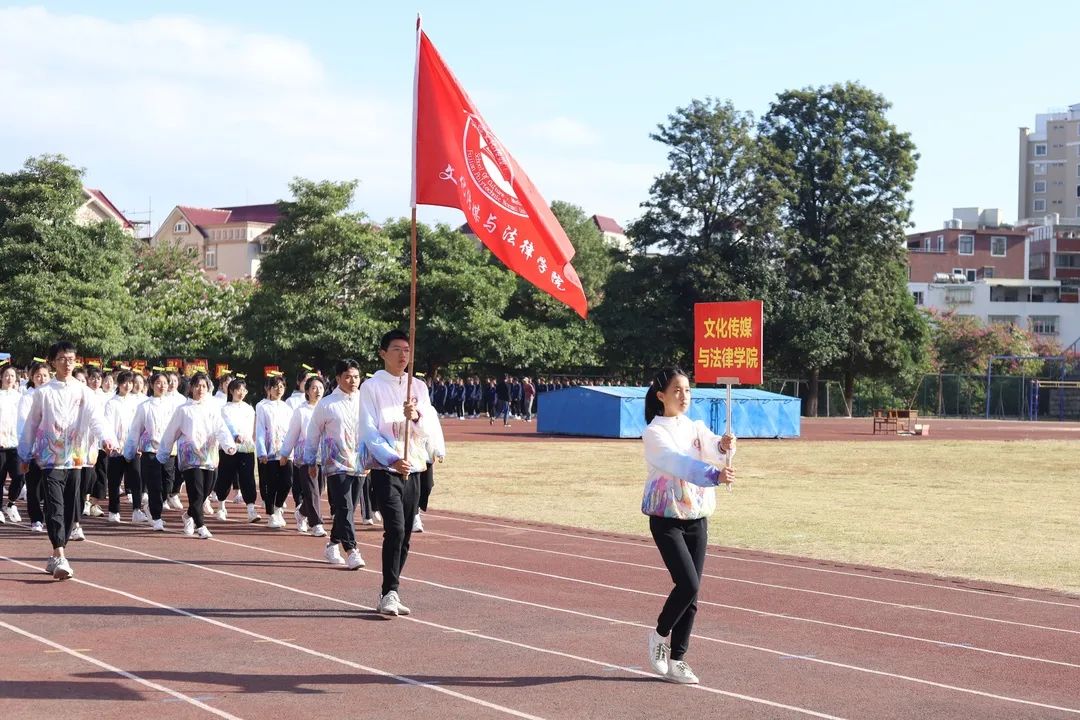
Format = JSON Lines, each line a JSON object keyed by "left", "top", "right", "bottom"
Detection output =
{"left": 107, "top": 512, "right": 121, "bottom": 524}
{"left": 196, "top": 526, "right": 213, "bottom": 540}
{"left": 377, "top": 591, "right": 410, "bottom": 616}
{"left": 52, "top": 556, "right": 73, "bottom": 580}
{"left": 246, "top": 504, "right": 261, "bottom": 523}
{"left": 167, "top": 495, "right": 183, "bottom": 511}
{"left": 310, "top": 524, "right": 326, "bottom": 537}
{"left": 346, "top": 549, "right": 365, "bottom": 570}
{"left": 182, "top": 515, "right": 195, "bottom": 536}
{"left": 324, "top": 543, "right": 345, "bottom": 566}
{"left": 152, "top": 518, "right": 165, "bottom": 532}
{"left": 132, "top": 509, "right": 149, "bottom": 524}
{"left": 30, "top": 521, "right": 45, "bottom": 533}
{"left": 215, "top": 506, "right": 228, "bottom": 522}
{"left": 648, "top": 630, "right": 670, "bottom": 675}
{"left": 412, "top": 513, "right": 424, "bottom": 533}
{"left": 69, "top": 525, "right": 85, "bottom": 541}
{"left": 267, "top": 508, "right": 286, "bottom": 529}
{"left": 665, "top": 660, "right": 699, "bottom": 685}
{"left": 4, "top": 505, "right": 21, "bottom": 523}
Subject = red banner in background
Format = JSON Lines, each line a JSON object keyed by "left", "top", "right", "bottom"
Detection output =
{"left": 263, "top": 365, "right": 281, "bottom": 379}
{"left": 214, "top": 363, "right": 231, "bottom": 379}
{"left": 165, "top": 358, "right": 183, "bottom": 373}
{"left": 185, "top": 359, "right": 208, "bottom": 377}
{"left": 694, "top": 301, "right": 764, "bottom": 385}
{"left": 131, "top": 360, "right": 147, "bottom": 375}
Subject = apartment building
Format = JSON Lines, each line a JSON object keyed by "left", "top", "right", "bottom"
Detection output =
{"left": 150, "top": 203, "right": 281, "bottom": 280}
{"left": 1017, "top": 103, "right": 1080, "bottom": 224}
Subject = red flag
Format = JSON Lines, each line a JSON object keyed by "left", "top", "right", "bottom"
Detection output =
{"left": 412, "top": 25, "right": 588, "bottom": 318}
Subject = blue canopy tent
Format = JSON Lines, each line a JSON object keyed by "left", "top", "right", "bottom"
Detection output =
{"left": 537, "top": 386, "right": 800, "bottom": 439}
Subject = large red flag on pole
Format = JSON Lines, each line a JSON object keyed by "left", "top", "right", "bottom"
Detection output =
{"left": 412, "top": 21, "right": 589, "bottom": 318}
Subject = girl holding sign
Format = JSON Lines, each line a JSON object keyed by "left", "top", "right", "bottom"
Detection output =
{"left": 641, "top": 367, "right": 735, "bottom": 684}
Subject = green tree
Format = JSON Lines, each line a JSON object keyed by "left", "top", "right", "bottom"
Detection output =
{"left": 0, "top": 155, "right": 143, "bottom": 359}
{"left": 759, "top": 82, "right": 927, "bottom": 415}
{"left": 241, "top": 179, "right": 406, "bottom": 370}
{"left": 129, "top": 241, "right": 255, "bottom": 358}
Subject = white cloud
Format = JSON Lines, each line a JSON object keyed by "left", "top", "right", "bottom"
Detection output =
{"left": 527, "top": 116, "right": 600, "bottom": 148}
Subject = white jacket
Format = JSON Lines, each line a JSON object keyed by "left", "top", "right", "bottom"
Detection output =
{"left": 303, "top": 387, "right": 362, "bottom": 476}
{"left": 286, "top": 390, "right": 306, "bottom": 411}
{"left": 640, "top": 415, "right": 731, "bottom": 520}
{"left": 256, "top": 399, "right": 292, "bottom": 460}
{"left": 156, "top": 398, "right": 237, "bottom": 471}
{"left": 104, "top": 393, "right": 141, "bottom": 457}
{"left": 124, "top": 395, "right": 177, "bottom": 459}
{"left": 18, "top": 378, "right": 119, "bottom": 469}
{"left": 280, "top": 403, "right": 317, "bottom": 464}
{"left": 358, "top": 370, "right": 445, "bottom": 471}
{"left": 220, "top": 401, "right": 256, "bottom": 453}
{"left": 0, "top": 388, "right": 20, "bottom": 448}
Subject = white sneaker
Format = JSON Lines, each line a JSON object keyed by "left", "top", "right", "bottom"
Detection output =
{"left": 373, "top": 511, "right": 382, "bottom": 524}
{"left": 412, "top": 514, "right": 424, "bottom": 533}
{"left": 361, "top": 516, "right": 374, "bottom": 526}
{"left": 88, "top": 504, "right": 104, "bottom": 517}
{"left": 141, "top": 492, "right": 149, "bottom": 507}
{"left": 107, "top": 512, "right": 121, "bottom": 524}
{"left": 70, "top": 525, "right": 85, "bottom": 541}
{"left": 126, "top": 493, "right": 133, "bottom": 506}
{"left": 196, "top": 526, "right": 213, "bottom": 540}
{"left": 53, "top": 557, "right": 73, "bottom": 580}
{"left": 30, "top": 521, "right": 45, "bottom": 533}
{"left": 267, "top": 510, "right": 285, "bottom": 529}
{"left": 18, "top": 486, "right": 26, "bottom": 502}
{"left": 152, "top": 518, "right": 165, "bottom": 532}
{"left": 183, "top": 515, "right": 195, "bottom": 536}
{"left": 665, "top": 659, "right": 699, "bottom": 685}
{"left": 208, "top": 492, "right": 218, "bottom": 503}
{"left": 215, "top": 506, "right": 228, "bottom": 522}
{"left": 82, "top": 499, "right": 91, "bottom": 516}
{"left": 311, "top": 524, "right": 326, "bottom": 537}
{"left": 231, "top": 492, "right": 244, "bottom": 504}
{"left": 324, "top": 543, "right": 345, "bottom": 565}
{"left": 201, "top": 499, "right": 213, "bottom": 516}
{"left": 131, "top": 509, "right": 147, "bottom": 524}
{"left": 346, "top": 548, "right": 365, "bottom": 570}
{"left": 246, "top": 504, "right": 261, "bottom": 523}
{"left": 377, "top": 590, "right": 410, "bottom": 616}
{"left": 5, "top": 505, "right": 21, "bottom": 523}
{"left": 167, "top": 495, "right": 183, "bottom": 511}
{"left": 45, "top": 556, "right": 59, "bottom": 575}
{"left": 0, "top": 509, "right": 5, "bottom": 524}
{"left": 648, "top": 631, "right": 670, "bottom": 675}
{"left": 297, "top": 517, "right": 309, "bottom": 534}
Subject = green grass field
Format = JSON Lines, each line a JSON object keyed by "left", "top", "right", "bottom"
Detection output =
{"left": 433, "top": 440, "right": 1080, "bottom": 595}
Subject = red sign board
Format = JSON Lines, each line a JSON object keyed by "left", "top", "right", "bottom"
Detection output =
{"left": 214, "top": 363, "right": 231, "bottom": 379}
{"left": 130, "top": 360, "right": 147, "bottom": 375}
{"left": 263, "top": 365, "right": 281, "bottom": 379}
{"left": 185, "top": 358, "right": 209, "bottom": 377}
{"left": 694, "top": 301, "right": 763, "bottom": 385}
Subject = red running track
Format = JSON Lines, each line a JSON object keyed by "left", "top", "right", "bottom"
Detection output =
{"left": 1, "top": 508, "right": 1079, "bottom": 719}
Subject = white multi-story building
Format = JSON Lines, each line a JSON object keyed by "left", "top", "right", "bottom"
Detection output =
{"left": 1017, "top": 103, "right": 1080, "bottom": 224}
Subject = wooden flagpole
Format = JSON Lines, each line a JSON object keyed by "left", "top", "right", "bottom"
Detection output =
{"left": 403, "top": 15, "right": 422, "bottom": 470}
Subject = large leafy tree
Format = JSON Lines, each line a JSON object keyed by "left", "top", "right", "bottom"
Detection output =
{"left": 241, "top": 179, "right": 406, "bottom": 371}
{"left": 0, "top": 155, "right": 143, "bottom": 359}
{"left": 759, "top": 83, "right": 928, "bottom": 414}
{"left": 129, "top": 241, "right": 255, "bottom": 358}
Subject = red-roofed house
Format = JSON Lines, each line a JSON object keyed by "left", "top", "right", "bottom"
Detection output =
{"left": 591, "top": 214, "right": 629, "bottom": 251}
{"left": 151, "top": 203, "right": 283, "bottom": 279}
{"left": 77, "top": 188, "right": 135, "bottom": 236}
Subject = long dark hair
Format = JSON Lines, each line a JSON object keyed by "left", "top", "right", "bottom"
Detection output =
{"left": 644, "top": 366, "right": 689, "bottom": 424}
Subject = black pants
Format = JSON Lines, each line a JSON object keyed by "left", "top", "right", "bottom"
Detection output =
{"left": 419, "top": 463, "right": 434, "bottom": 512}
{"left": 327, "top": 474, "right": 362, "bottom": 551}
{"left": 140, "top": 454, "right": 174, "bottom": 521}
{"left": 290, "top": 463, "right": 304, "bottom": 505}
{"left": 106, "top": 456, "right": 138, "bottom": 514}
{"left": 92, "top": 453, "right": 108, "bottom": 500}
{"left": 299, "top": 465, "right": 325, "bottom": 527}
{"left": 183, "top": 468, "right": 213, "bottom": 528}
{"left": 371, "top": 469, "right": 420, "bottom": 595}
{"left": 259, "top": 460, "right": 291, "bottom": 512}
{"left": 43, "top": 468, "right": 81, "bottom": 549}
{"left": 650, "top": 516, "right": 708, "bottom": 661}
{"left": 360, "top": 474, "right": 375, "bottom": 521}
{"left": 216, "top": 451, "right": 256, "bottom": 505}
{"left": 1, "top": 447, "right": 24, "bottom": 507}
{"left": 171, "top": 456, "right": 183, "bottom": 495}
{"left": 24, "top": 461, "right": 44, "bottom": 525}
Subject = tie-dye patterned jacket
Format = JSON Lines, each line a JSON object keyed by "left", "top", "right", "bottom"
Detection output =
{"left": 303, "top": 388, "right": 362, "bottom": 476}
{"left": 155, "top": 398, "right": 237, "bottom": 471}
{"left": 280, "top": 403, "right": 317, "bottom": 465}
{"left": 255, "top": 399, "right": 293, "bottom": 461}
{"left": 640, "top": 415, "right": 732, "bottom": 520}
{"left": 17, "top": 378, "right": 119, "bottom": 469}
{"left": 124, "top": 395, "right": 177, "bottom": 459}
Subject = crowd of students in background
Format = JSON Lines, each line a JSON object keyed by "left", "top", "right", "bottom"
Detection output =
{"left": 429, "top": 374, "right": 628, "bottom": 426}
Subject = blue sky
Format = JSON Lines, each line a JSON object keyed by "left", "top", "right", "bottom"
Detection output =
{"left": 1, "top": 1, "right": 1074, "bottom": 236}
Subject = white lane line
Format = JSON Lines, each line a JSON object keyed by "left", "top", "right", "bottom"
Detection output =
{"left": 0, "top": 619, "right": 245, "bottom": 719}
{"left": 64, "top": 536, "right": 1080, "bottom": 717}
{"left": 426, "top": 514, "right": 1080, "bottom": 610}
{"left": 369, "top": 536, "right": 1080, "bottom": 638}
{"left": 0, "top": 554, "right": 546, "bottom": 720}
{"left": 39, "top": 540, "right": 848, "bottom": 719}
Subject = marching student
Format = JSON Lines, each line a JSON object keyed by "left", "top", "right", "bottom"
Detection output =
{"left": 18, "top": 362, "right": 51, "bottom": 532}
{"left": 360, "top": 329, "right": 445, "bottom": 616}
{"left": 125, "top": 371, "right": 178, "bottom": 531}
{"left": 280, "top": 374, "right": 326, "bottom": 536}
{"left": 285, "top": 368, "right": 313, "bottom": 510}
{"left": 213, "top": 372, "right": 232, "bottom": 407}
{"left": 0, "top": 363, "right": 25, "bottom": 523}
{"left": 256, "top": 374, "right": 293, "bottom": 529}
{"left": 217, "top": 377, "right": 258, "bottom": 522}
{"left": 18, "top": 341, "right": 120, "bottom": 579}
{"left": 103, "top": 370, "right": 142, "bottom": 523}
{"left": 163, "top": 370, "right": 187, "bottom": 511}
{"left": 641, "top": 367, "right": 735, "bottom": 685}
{"left": 132, "top": 372, "right": 147, "bottom": 398}
{"left": 304, "top": 359, "right": 366, "bottom": 570}
{"left": 156, "top": 372, "right": 236, "bottom": 539}
{"left": 285, "top": 369, "right": 309, "bottom": 410}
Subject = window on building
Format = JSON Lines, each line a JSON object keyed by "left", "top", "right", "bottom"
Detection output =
{"left": 988, "top": 315, "right": 1015, "bottom": 326}
{"left": 175, "top": 221, "right": 189, "bottom": 233}
{"left": 936, "top": 235, "right": 944, "bottom": 252}
{"left": 965, "top": 269, "right": 977, "bottom": 282}
{"left": 945, "top": 288, "right": 973, "bottom": 304}
{"left": 912, "top": 291, "right": 924, "bottom": 306}
{"left": 1055, "top": 253, "right": 1080, "bottom": 269}
{"left": 952, "top": 267, "right": 964, "bottom": 276}
{"left": 983, "top": 266, "right": 995, "bottom": 279}
{"left": 958, "top": 235, "right": 975, "bottom": 255}
{"left": 1034, "top": 143, "right": 1047, "bottom": 156}
{"left": 1034, "top": 180, "right": 1047, "bottom": 193}
{"left": 1034, "top": 162, "right": 1047, "bottom": 175}
{"left": 184, "top": 245, "right": 197, "bottom": 257}
{"left": 1034, "top": 199, "right": 1047, "bottom": 212}
{"left": 1030, "top": 254, "right": 1047, "bottom": 270}
{"left": 205, "top": 246, "right": 217, "bottom": 269}
{"left": 1076, "top": 185, "right": 1080, "bottom": 198}
{"left": 990, "top": 236, "right": 1007, "bottom": 257}
{"left": 1029, "top": 316, "right": 1059, "bottom": 335}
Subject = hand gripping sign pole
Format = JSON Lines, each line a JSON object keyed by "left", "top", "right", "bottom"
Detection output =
{"left": 713, "top": 375, "right": 738, "bottom": 493}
